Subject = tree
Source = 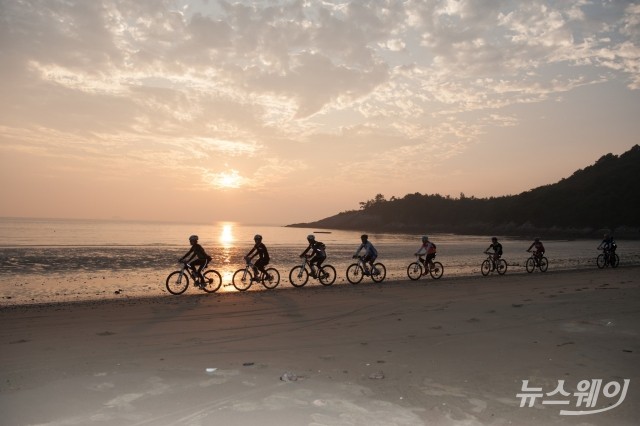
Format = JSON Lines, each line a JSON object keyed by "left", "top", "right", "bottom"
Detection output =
{"left": 359, "top": 194, "right": 387, "bottom": 210}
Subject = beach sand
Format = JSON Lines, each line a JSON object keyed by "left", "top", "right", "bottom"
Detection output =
{"left": 1, "top": 267, "right": 638, "bottom": 425}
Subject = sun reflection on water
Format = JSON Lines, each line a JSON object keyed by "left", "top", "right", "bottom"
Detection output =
{"left": 217, "top": 223, "right": 238, "bottom": 291}
{"left": 220, "top": 223, "right": 235, "bottom": 247}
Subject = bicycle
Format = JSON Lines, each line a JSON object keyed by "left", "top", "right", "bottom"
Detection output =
{"left": 289, "top": 256, "right": 337, "bottom": 287}
{"left": 596, "top": 249, "right": 619, "bottom": 269}
{"left": 232, "top": 258, "right": 280, "bottom": 291}
{"left": 165, "top": 260, "right": 222, "bottom": 295}
{"left": 407, "top": 254, "right": 444, "bottom": 280}
{"left": 346, "top": 256, "right": 386, "bottom": 284}
{"left": 481, "top": 251, "right": 507, "bottom": 276}
{"left": 525, "top": 250, "right": 548, "bottom": 273}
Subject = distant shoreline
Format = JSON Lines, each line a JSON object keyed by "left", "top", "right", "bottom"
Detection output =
{"left": 286, "top": 222, "right": 640, "bottom": 240}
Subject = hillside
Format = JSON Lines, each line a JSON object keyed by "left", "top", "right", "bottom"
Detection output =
{"left": 288, "top": 145, "right": 640, "bottom": 238}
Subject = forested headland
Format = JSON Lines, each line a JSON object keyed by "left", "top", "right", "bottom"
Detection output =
{"left": 288, "top": 145, "right": 640, "bottom": 239}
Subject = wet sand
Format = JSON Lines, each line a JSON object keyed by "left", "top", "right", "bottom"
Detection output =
{"left": 1, "top": 267, "right": 639, "bottom": 425}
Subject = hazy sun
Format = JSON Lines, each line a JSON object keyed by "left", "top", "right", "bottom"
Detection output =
{"left": 215, "top": 170, "right": 242, "bottom": 189}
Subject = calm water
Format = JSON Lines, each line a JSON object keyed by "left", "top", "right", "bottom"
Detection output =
{"left": 1, "top": 217, "right": 639, "bottom": 305}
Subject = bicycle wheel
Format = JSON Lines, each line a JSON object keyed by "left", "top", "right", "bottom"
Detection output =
{"left": 539, "top": 257, "right": 549, "bottom": 272}
{"left": 497, "top": 259, "right": 507, "bottom": 275}
{"left": 202, "top": 270, "right": 222, "bottom": 293}
{"left": 481, "top": 260, "right": 491, "bottom": 276}
{"left": 430, "top": 262, "right": 444, "bottom": 279}
{"left": 346, "top": 264, "right": 364, "bottom": 284}
{"left": 262, "top": 267, "right": 280, "bottom": 289}
{"left": 319, "top": 265, "right": 337, "bottom": 286}
{"left": 166, "top": 271, "right": 189, "bottom": 295}
{"left": 525, "top": 257, "right": 535, "bottom": 273}
{"left": 371, "top": 263, "right": 386, "bottom": 283}
{"left": 232, "top": 269, "right": 253, "bottom": 291}
{"left": 289, "top": 266, "right": 309, "bottom": 288}
{"left": 596, "top": 254, "right": 606, "bottom": 269}
{"left": 611, "top": 254, "right": 620, "bottom": 268}
{"left": 407, "top": 262, "right": 422, "bottom": 281}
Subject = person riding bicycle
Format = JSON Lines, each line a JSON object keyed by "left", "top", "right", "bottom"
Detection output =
{"left": 245, "top": 234, "right": 270, "bottom": 281}
{"left": 179, "top": 235, "right": 212, "bottom": 285}
{"left": 526, "top": 238, "right": 545, "bottom": 260}
{"left": 299, "top": 234, "right": 326, "bottom": 278}
{"left": 353, "top": 234, "right": 378, "bottom": 275}
{"left": 486, "top": 237, "right": 503, "bottom": 265}
{"left": 597, "top": 233, "right": 617, "bottom": 255}
{"left": 415, "top": 235, "right": 437, "bottom": 275}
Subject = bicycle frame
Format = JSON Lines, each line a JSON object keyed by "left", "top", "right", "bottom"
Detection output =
{"left": 417, "top": 255, "right": 434, "bottom": 270}
{"left": 527, "top": 251, "right": 542, "bottom": 264}
{"left": 347, "top": 255, "right": 386, "bottom": 284}
{"left": 232, "top": 258, "right": 280, "bottom": 291}
{"left": 297, "top": 256, "right": 314, "bottom": 274}
{"left": 289, "top": 255, "right": 336, "bottom": 287}
{"left": 355, "top": 256, "right": 374, "bottom": 273}
{"left": 239, "top": 259, "right": 257, "bottom": 279}
{"left": 484, "top": 252, "right": 497, "bottom": 267}
{"left": 597, "top": 248, "right": 619, "bottom": 268}
{"left": 166, "top": 259, "right": 222, "bottom": 295}
{"left": 180, "top": 259, "right": 209, "bottom": 281}
{"left": 407, "top": 254, "right": 444, "bottom": 280}
{"left": 294, "top": 256, "right": 317, "bottom": 276}
{"left": 481, "top": 251, "right": 507, "bottom": 276}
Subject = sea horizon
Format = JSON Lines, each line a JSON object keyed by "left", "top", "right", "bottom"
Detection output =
{"left": 2, "top": 215, "right": 628, "bottom": 245}
{"left": 0, "top": 215, "right": 289, "bottom": 228}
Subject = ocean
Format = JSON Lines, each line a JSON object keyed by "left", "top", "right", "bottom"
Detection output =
{"left": 1, "top": 217, "right": 639, "bottom": 305}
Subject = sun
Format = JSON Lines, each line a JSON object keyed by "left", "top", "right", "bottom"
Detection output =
{"left": 215, "top": 170, "right": 242, "bottom": 189}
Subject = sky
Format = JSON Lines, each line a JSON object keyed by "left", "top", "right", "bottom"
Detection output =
{"left": 1, "top": 0, "right": 639, "bottom": 225}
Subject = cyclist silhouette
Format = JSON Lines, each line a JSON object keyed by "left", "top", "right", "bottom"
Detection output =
{"left": 597, "top": 233, "right": 616, "bottom": 253}
{"left": 415, "top": 235, "right": 437, "bottom": 275}
{"left": 486, "top": 237, "right": 503, "bottom": 264}
{"left": 353, "top": 234, "right": 378, "bottom": 275}
{"left": 245, "top": 234, "right": 270, "bottom": 281}
{"left": 526, "top": 238, "right": 545, "bottom": 259}
{"left": 299, "top": 234, "right": 326, "bottom": 278}
{"left": 179, "top": 235, "right": 212, "bottom": 284}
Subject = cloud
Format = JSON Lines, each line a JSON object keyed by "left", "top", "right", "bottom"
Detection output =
{"left": 1, "top": 0, "right": 639, "bottom": 211}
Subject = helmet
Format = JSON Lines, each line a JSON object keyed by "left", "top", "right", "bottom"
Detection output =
{"left": 189, "top": 235, "right": 198, "bottom": 242}
{"left": 361, "top": 234, "right": 368, "bottom": 241}
{"left": 421, "top": 235, "right": 428, "bottom": 242}
{"left": 307, "top": 234, "right": 315, "bottom": 241}
{"left": 254, "top": 234, "right": 262, "bottom": 241}
{"left": 491, "top": 237, "right": 497, "bottom": 242}
{"left": 534, "top": 238, "right": 540, "bottom": 242}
